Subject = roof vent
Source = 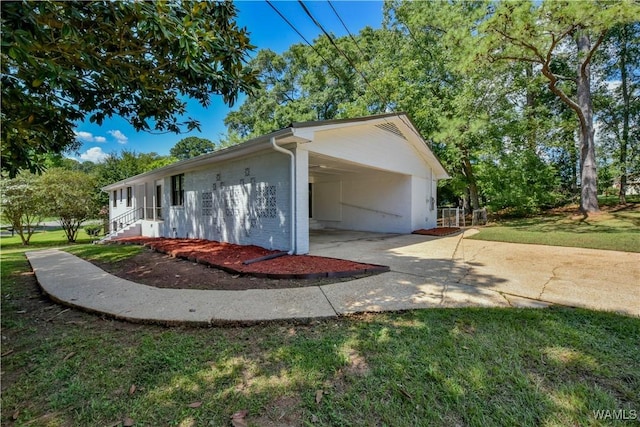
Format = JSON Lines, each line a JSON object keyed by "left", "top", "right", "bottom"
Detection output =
{"left": 375, "top": 122, "right": 407, "bottom": 140}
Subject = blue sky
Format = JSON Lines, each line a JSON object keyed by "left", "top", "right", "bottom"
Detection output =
{"left": 71, "top": 1, "right": 384, "bottom": 163}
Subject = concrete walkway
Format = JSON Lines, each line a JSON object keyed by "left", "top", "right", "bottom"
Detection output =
{"left": 26, "top": 231, "right": 640, "bottom": 325}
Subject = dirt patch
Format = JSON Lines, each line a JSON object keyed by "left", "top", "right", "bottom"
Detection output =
{"left": 113, "top": 237, "right": 388, "bottom": 279}
{"left": 246, "top": 395, "right": 303, "bottom": 427}
{"left": 92, "top": 248, "right": 375, "bottom": 291}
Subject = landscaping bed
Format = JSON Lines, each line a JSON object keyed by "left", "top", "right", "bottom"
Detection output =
{"left": 113, "top": 237, "right": 389, "bottom": 280}
{"left": 412, "top": 227, "right": 461, "bottom": 236}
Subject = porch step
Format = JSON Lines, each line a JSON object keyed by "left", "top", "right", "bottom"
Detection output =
{"left": 99, "top": 223, "right": 142, "bottom": 243}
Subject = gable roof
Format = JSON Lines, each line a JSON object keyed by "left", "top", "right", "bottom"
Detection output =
{"left": 102, "top": 113, "right": 449, "bottom": 190}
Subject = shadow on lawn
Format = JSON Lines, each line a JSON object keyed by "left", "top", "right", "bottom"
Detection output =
{"left": 497, "top": 213, "right": 640, "bottom": 234}
{"left": 3, "top": 238, "right": 639, "bottom": 426}
{"left": 109, "top": 308, "right": 639, "bottom": 426}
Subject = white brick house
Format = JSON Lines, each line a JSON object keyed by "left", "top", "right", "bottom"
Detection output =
{"left": 103, "top": 113, "right": 449, "bottom": 254}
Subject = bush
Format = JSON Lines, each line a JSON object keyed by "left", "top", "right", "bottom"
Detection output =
{"left": 84, "top": 224, "right": 102, "bottom": 237}
{"left": 478, "top": 150, "right": 562, "bottom": 216}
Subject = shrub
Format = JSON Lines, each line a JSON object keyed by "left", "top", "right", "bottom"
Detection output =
{"left": 84, "top": 224, "right": 102, "bottom": 237}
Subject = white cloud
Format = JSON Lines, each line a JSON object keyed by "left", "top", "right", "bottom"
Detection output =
{"left": 74, "top": 130, "right": 108, "bottom": 143}
{"left": 79, "top": 147, "right": 108, "bottom": 163}
{"left": 74, "top": 130, "right": 107, "bottom": 143}
{"left": 108, "top": 130, "right": 128, "bottom": 144}
{"left": 74, "top": 131, "right": 93, "bottom": 141}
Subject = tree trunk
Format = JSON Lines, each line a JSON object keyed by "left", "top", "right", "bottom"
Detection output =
{"left": 462, "top": 156, "right": 480, "bottom": 210}
{"left": 618, "top": 25, "right": 630, "bottom": 205}
{"left": 576, "top": 31, "right": 600, "bottom": 214}
{"left": 570, "top": 132, "right": 579, "bottom": 196}
{"left": 525, "top": 63, "right": 537, "bottom": 150}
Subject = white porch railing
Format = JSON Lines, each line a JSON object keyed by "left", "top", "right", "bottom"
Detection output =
{"left": 98, "top": 207, "right": 144, "bottom": 243}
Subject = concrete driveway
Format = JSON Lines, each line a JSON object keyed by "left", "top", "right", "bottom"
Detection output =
{"left": 309, "top": 229, "right": 640, "bottom": 317}
{"left": 26, "top": 229, "right": 639, "bottom": 325}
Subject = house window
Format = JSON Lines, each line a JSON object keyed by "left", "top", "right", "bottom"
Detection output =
{"left": 171, "top": 174, "right": 184, "bottom": 206}
{"left": 126, "top": 186, "right": 132, "bottom": 207}
{"left": 112, "top": 190, "right": 117, "bottom": 207}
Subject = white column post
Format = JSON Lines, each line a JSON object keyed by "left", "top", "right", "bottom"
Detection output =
{"left": 294, "top": 147, "right": 309, "bottom": 254}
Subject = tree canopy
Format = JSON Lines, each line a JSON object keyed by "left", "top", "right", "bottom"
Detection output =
{"left": 170, "top": 137, "right": 216, "bottom": 160}
{"left": 478, "top": 0, "right": 639, "bottom": 213}
{"left": 41, "top": 169, "right": 99, "bottom": 242}
{"left": 1, "top": 0, "right": 258, "bottom": 177}
{"left": 0, "top": 173, "right": 47, "bottom": 245}
{"left": 219, "top": 0, "right": 639, "bottom": 216}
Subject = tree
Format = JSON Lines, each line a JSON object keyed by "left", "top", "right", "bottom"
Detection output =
{"left": 170, "top": 137, "right": 216, "bottom": 160}
{"left": 0, "top": 174, "right": 46, "bottom": 245}
{"left": 1, "top": 0, "right": 258, "bottom": 177}
{"left": 383, "top": 0, "right": 507, "bottom": 211}
{"left": 479, "top": 0, "right": 639, "bottom": 214}
{"left": 93, "top": 150, "right": 175, "bottom": 206}
{"left": 595, "top": 23, "right": 640, "bottom": 204}
{"left": 41, "top": 169, "right": 99, "bottom": 242}
{"left": 223, "top": 33, "right": 365, "bottom": 140}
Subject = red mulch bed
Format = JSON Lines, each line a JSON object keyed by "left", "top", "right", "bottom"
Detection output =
{"left": 114, "top": 237, "right": 389, "bottom": 279}
{"left": 412, "top": 227, "right": 461, "bottom": 236}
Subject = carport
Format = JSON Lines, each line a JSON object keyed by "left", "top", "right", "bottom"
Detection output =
{"left": 308, "top": 152, "right": 413, "bottom": 234}
{"left": 298, "top": 114, "right": 449, "bottom": 239}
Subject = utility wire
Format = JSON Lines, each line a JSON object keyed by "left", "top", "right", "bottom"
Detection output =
{"left": 267, "top": 0, "right": 431, "bottom": 145}
{"left": 327, "top": 0, "right": 368, "bottom": 59}
{"left": 298, "top": 0, "right": 431, "bottom": 144}
{"left": 403, "top": 23, "right": 434, "bottom": 60}
{"left": 297, "top": 0, "right": 390, "bottom": 111}
{"left": 325, "top": 0, "right": 430, "bottom": 142}
{"left": 264, "top": 0, "right": 344, "bottom": 81}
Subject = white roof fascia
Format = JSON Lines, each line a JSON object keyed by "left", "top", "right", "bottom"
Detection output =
{"left": 102, "top": 113, "right": 450, "bottom": 191}
{"left": 392, "top": 115, "right": 450, "bottom": 180}
{"left": 102, "top": 128, "right": 294, "bottom": 191}
{"left": 292, "top": 113, "right": 449, "bottom": 180}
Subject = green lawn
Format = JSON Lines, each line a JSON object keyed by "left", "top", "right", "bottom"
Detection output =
{"left": 0, "top": 227, "right": 95, "bottom": 250}
{"left": 2, "top": 234, "right": 639, "bottom": 426}
{"left": 468, "top": 206, "right": 640, "bottom": 252}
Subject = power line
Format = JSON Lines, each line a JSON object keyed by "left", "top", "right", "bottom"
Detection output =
{"left": 324, "top": 0, "right": 426, "bottom": 139}
{"left": 403, "top": 23, "right": 434, "bottom": 60}
{"left": 267, "top": 0, "right": 431, "bottom": 144}
{"left": 264, "top": 0, "right": 344, "bottom": 81}
{"left": 296, "top": 0, "right": 390, "bottom": 111}
{"left": 327, "top": 0, "right": 368, "bottom": 59}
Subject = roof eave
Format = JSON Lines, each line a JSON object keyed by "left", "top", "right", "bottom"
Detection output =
{"left": 101, "top": 128, "right": 294, "bottom": 191}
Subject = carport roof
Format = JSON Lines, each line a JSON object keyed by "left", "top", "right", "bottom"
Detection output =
{"left": 102, "top": 113, "right": 449, "bottom": 191}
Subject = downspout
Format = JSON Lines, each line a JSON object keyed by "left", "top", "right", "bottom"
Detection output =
{"left": 270, "top": 136, "right": 296, "bottom": 255}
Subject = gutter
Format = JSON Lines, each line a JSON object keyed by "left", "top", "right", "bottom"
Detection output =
{"left": 270, "top": 136, "right": 296, "bottom": 255}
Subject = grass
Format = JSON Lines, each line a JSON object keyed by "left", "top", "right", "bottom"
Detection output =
{"left": 0, "top": 227, "right": 94, "bottom": 250}
{"left": 2, "top": 233, "right": 639, "bottom": 426}
{"left": 65, "top": 243, "right": 143, "bottom": 263}
{"left": 468, "top": 205, "right": 640, "bottom": 252}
